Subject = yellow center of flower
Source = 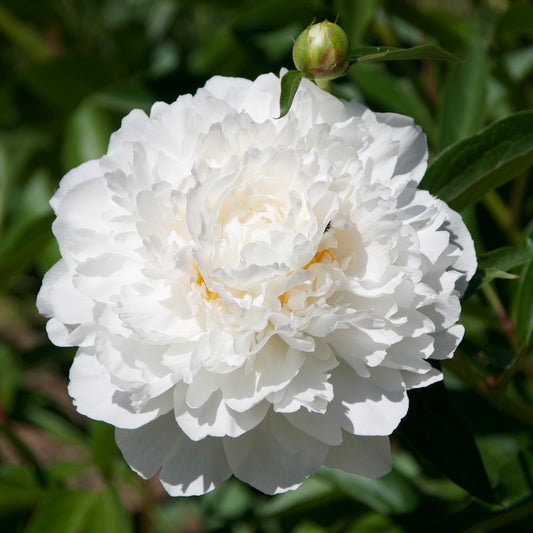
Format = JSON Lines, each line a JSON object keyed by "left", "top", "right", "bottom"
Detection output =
{"left": 279, "top": 248, "right": 335, "bottom": 306}
{"left": 194, "top": 264, "right": 220, "bottom": 301}
{"left": 194, "top": 247, "right": 335, "bottom": 307}
{"left": 304, "top": 248, "right": 335, "bottom": 269}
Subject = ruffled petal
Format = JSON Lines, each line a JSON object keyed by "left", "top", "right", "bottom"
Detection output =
{"left": 174, "top": 384, "right": 269, "bottom": 440}
{"left": 68, "top": 349, "right": 171, "bottom": 429}
{"left": 330, "top": 362, "right": 409, "bottom": 436}
{"left": 116, "top": 413, "right": 231, "bottom": 496}
{"left": 223, "top": 413, "right": 329, "bottom": 494}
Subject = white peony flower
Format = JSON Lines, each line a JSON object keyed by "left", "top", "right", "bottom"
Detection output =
{"left": 37, "top": 72, "right": 476, "bottom": 496}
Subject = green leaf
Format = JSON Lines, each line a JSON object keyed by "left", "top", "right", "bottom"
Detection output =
{"left": 437, "top": 38, "right": 491, "bottom": 150}
{"left": 23, "top": 490, "right": 97, "bottom": 533}
{"left": 338, "top": 0, "right": 379, "bottom": 45}
{"left": 24, "top": 406, "right": 86, "bottom": 448}
{"left": 397, "top": 380, "right": 498, "bottom": 504}
{"left": 462, "top": 242, "right": 533, "bottom": 299}
{"left": 23, "top": 487, "right": 131, "bottom": 533}
{"left": 514, "top": 260, "right": 533, "bottom": 347}
{"left": 0, "top": 130, "right": 49, "bottom": 235}
{"left": 84, "top": 487, "right": 132, "bottom": 533}
{"left": 482, "top": 269, "right": 520, "bottom": 281}
{"left": 348, "top": 513, "right": 404, "bottom": 533}
{"left": 0, "top": 344, "right": 21, "bottom": 415}
{"left": 420, "top": 111, "right": 533, "bottom": 211}
{"left": 92, "top": 79, "right": 154, "bottom": 114}
{"left": 201, "top": 479, "right": 253, "bottom": 521}
{"left": 496, "top": 3, "right": 533, "bottom": 39}
{"left": 350, "top": 44, "right": 462, "bottom": 64}
{"left": 492, "top": 439, "right": 533, "bottom": 504}
{"left": 478, "top": 242, "right": 533, "bottom": 272}
{"left": 278, "top": 70, "right": 305, "bottom": 118}
{"left": 0, "top": 213, "right": 54, "bottom": 292}
{"left": 90, "top": 421, "right": 119, "bottom": 480}
{"left": 385, "top": 0, "right": 470, "bottom": 51}
{"left": 23, "top": 56, "right": 115, "bottom": 114}
{"left": 0, "top": 465, "right": 43, "bottom": 515}
{"left": 258, "top": 476, "right": 338, "bottom": 518}
{"left": 292, "top": 522, "right": 327, "bottom": 533}
{"left": 317, "top": 468, "right": 420, "bottom": 515}
{"left": 61, "top": 103, "right": 115, "bottom": 172}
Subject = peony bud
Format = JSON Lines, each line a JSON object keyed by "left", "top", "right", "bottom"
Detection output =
{"left": 292, "top": 20, "right": 351, "bottom": 81}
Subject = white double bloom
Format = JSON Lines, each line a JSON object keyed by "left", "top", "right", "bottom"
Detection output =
{"left": 37, "top": 72, "right": 476, "bottom": 495}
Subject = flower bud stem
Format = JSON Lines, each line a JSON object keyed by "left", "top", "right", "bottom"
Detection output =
{"left": 316, "top": 79, "right": 333, "bottom": 93}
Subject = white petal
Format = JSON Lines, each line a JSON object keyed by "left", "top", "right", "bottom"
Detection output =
{"left": 270, "top": 349, "right": 337, "bottom": 414}
{"left": 431, "top": 325, "right": 464, "bottom": 360}
{"left": 68, "top": 349, "right": 171, "bottom": 429}
{"left": 223, "top": 339, "right": 305, "bottom": 412}
{"left": 331, "top": 362, "right": 408, "bottom": 436}
{"left": 402, "top": 366, "right": 442, "bottom": 389}
{"left": 37, "top": 260, "right": 93, "bottom": 327}
{"left": 284, "top": 409, "right": 343, "bottom": 446}
{"left": 376, "top": 111, "right": 428, "bottom": 186}
{"left": 49, "top": 159, "right": 101, "bottom": 211}
{"left": 222, "top": 413, "right": 329, "bottom": 494}
{"left": 174, "top": 384, "right": 269, "bottom": 440}
{"left": 115, "top": 412, "right": 231, "bottom": 496}
{"left": 324, "top": 432, "right": 392, "bottom": 478}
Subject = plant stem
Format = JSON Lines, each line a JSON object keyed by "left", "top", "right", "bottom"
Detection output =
{"left": 315, "top": 79, "right": 333, "bottom": 93}
{"left": 481, "top": 284, "right": 517, "bottom": 351}
{"left": 444, "top": 355, "right": 533, "bottom": 427}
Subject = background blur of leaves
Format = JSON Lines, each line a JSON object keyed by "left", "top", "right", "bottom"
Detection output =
{"left": 0, "top": 0, "right": 532, "bottom": 532}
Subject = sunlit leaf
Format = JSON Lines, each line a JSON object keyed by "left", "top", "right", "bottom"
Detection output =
{"left": 23, "top": 490, "right": 95, "bottom": 533}
{"left": 483, "top": 269, "right": 520, "bottom": 281}
{"left": 350, "top": 44, "right": 461, "bottom": 63}
{"left": 61, "top": 103, "right": 115, "bottom": 172}
{"left": 258, "top": 476, "right": 338, "bottom": 518}
{"left": 23, "top": 487, "right": 131, "bottom": 533}
{"left": 478, "top": 242, "right": 533, "bottom": 272}
{"left": 463, "top": 242, "right": 533, "bottom": 299}
{"left": 421, "top": 111, "right": 533, "bottom": 211}
{"left": 317, "top": 468, "right": 420, "bottom": 515}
